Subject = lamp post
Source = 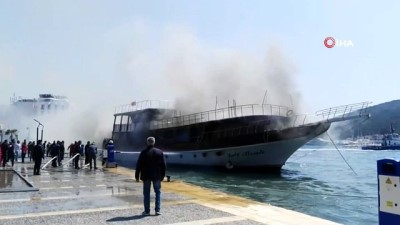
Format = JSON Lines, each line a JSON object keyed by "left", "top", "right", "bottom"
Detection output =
{"left": 33, "top": 119, "right": 43, "bottom": 144}
{"left": 40, "top": 124, "right": 44, "bottom": 141}
{"left": 26, "top": 127, "right": 30, "bottom": 140}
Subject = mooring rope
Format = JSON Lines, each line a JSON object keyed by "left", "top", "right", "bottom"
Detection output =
{"left": 326, "top": 132, "right": 358, "bottom": 176}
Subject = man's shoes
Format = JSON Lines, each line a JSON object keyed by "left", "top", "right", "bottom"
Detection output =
{"left": 142, "top": 211, "right": 150, "bottom": 216}
{"left": 155, "top": 211, "right": 162, "bottom": 216}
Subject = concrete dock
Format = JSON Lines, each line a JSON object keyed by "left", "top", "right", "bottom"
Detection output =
{"left": 0, "top": 160, "right": 341, "bottom": 225}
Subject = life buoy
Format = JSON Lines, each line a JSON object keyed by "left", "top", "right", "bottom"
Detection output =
{"left": 286, "top": 110, "right": 294, "bottom": 117}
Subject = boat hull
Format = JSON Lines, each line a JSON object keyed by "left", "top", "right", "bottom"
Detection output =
{"left": 114, "top": 122, "right": 331, "bottom": 171}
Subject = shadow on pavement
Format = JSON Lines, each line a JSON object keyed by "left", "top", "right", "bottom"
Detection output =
{"left": 106, "top": 214, "right": 149, "bottom": 222}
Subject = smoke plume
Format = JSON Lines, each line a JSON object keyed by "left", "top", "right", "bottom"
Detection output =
{"left": 1, "top": 23, "right": 305, "bottom": 145}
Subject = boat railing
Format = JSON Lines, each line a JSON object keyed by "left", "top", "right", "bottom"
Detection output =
{"left": 113, "top": 101, "right": 372, "bottom": 132}
{"left": 315, "top": 101, "right": 371, "bottom": 123}
{"left": 114, "top": 100, "right": 172, "bottom": 114}
{"left": 150, "top": 104, "right": 293, "bottom": 129}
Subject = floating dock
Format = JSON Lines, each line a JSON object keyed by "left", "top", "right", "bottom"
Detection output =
{"left": 0, "top": 161, "right": 341, "bottom": 225}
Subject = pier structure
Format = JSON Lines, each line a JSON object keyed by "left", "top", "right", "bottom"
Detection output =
{"left": 0, "top": 162, "right": 340, "bottom": 225}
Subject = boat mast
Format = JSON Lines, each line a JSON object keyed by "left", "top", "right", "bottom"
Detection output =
{"left": 215, "top": 96, "right": 219, "bottom": 119}
{"left": 262, "top": 89, "right": 268, "bottom": 115}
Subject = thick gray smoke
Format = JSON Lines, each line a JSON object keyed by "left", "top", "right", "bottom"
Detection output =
{"left": 163, "top": 31, "right": 304, "bottom": 115}
{"left": 1, "top": 23, "right": 307, "bottom": 145}
{"left": 121, "top": 25, "right": 305, "bottom": 116}
{"left": 1, "top": 100, "right": 113, "bottom": 147}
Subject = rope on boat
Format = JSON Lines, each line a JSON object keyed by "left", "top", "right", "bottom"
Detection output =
{"left": 326, "top": 132, "right": 358, "bottom": 176}
{"left": 324, "top": 116, "right": 371, "bottom": 176}
{"left": 292, "top": 116, "right": 371, "bottom": 170}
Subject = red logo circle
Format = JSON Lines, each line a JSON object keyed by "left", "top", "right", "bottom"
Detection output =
{"left": 324, "top": 37, "right": 335, "bottom": 48}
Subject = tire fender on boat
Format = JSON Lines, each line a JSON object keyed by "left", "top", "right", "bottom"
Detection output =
{"left": 225, "top": 161, "right": 234, "bottom": 169}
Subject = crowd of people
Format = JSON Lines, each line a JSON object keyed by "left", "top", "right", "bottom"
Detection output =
{"left": 1, "top": 139, "right": 28, "bottom": 167}
{"left": 67, "top": 141, "right": 98, "bottom": 170}
{"left": 1, "top": 135, "right": 168, "bottom": 216}
{"left": 0, "top": 138, "right": 99, "bottom": 175}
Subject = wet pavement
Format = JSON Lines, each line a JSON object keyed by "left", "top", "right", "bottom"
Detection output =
{"left": 0, "top": 158, "right": 341, "bottom": 225}
{"left": 0, "top": 168, "right": 38, "bottom": 192}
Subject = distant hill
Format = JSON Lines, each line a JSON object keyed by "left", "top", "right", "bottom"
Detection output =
{"left": 332, "top": 100, "right": 400, "bottom": 138}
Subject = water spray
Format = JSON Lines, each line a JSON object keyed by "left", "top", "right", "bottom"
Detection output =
{"left": 41, "top": 156, "right": 58, "bottom": 170}
{"left": 63, "top": 153, "right": 80, "bottom": 167}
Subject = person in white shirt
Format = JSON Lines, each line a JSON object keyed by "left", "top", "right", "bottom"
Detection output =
{"left": 101, "top": 144, "right": 108, "bottom": 166}
{"left": 14, "top": 140, "right": 21, "bottom": 163}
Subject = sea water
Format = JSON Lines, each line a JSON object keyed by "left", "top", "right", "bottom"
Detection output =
{"left": 167, "top": 148, "right": 398, "bottom": 225}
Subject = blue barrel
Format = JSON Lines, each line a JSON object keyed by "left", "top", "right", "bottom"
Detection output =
{"left": 107, "top": 143, "right": 115, "bottom": 163}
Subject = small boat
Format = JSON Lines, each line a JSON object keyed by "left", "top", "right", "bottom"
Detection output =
{"left": 111, "top": 100, "right": 370, "bottom": 172}
{"left": 362, "top": 133, "right": 400, "bottom": 150}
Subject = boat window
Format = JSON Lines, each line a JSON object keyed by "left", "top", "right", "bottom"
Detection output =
{"left": 41, "top": 104, "right": 44, "bottom": 110}
{"left": 180, "top": 154, "right": 182, "bottom": 158}
{"left": 128, "top": 123, "right": 135, "bottom": 132}
{"left": 202, "top": 152, "right": 207, "bottom": 157}
{"left": 193, "top": 154, "right": 196, "bottom": 158}
{"left": 121, "top": 116, "right": 128, "bottom": 124}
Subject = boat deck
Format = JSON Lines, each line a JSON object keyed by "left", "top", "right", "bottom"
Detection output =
{"left": 0, "top": 159, "right": 341, "bottom": 225}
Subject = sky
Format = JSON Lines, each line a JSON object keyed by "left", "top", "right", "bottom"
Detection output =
{"left": 0, "top": 0, "right": 399, "bottom": 141}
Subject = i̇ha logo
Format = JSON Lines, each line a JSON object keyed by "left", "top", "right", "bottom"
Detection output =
{"left": 324, "top": 37, "right": 354, "bottom": 48}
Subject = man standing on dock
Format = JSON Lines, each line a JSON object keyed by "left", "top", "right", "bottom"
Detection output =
{"left": 32, "top": 140, "right": 44, "bottom": 175}
{"left": 88, "top": 142, "right": 97, "bottom": 170}
{"left": 1, "top": 140, "right": 8, "bottom": 167}
{"left": 135, "top": 137, "right": 166, "bottom": 216}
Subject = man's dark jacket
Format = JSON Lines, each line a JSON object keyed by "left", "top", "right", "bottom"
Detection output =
{"left": 32, "top": 144, "right": 44, "bottom": 161}
{"left": 135, "top": 146, "right": 166, "bottom": 181}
